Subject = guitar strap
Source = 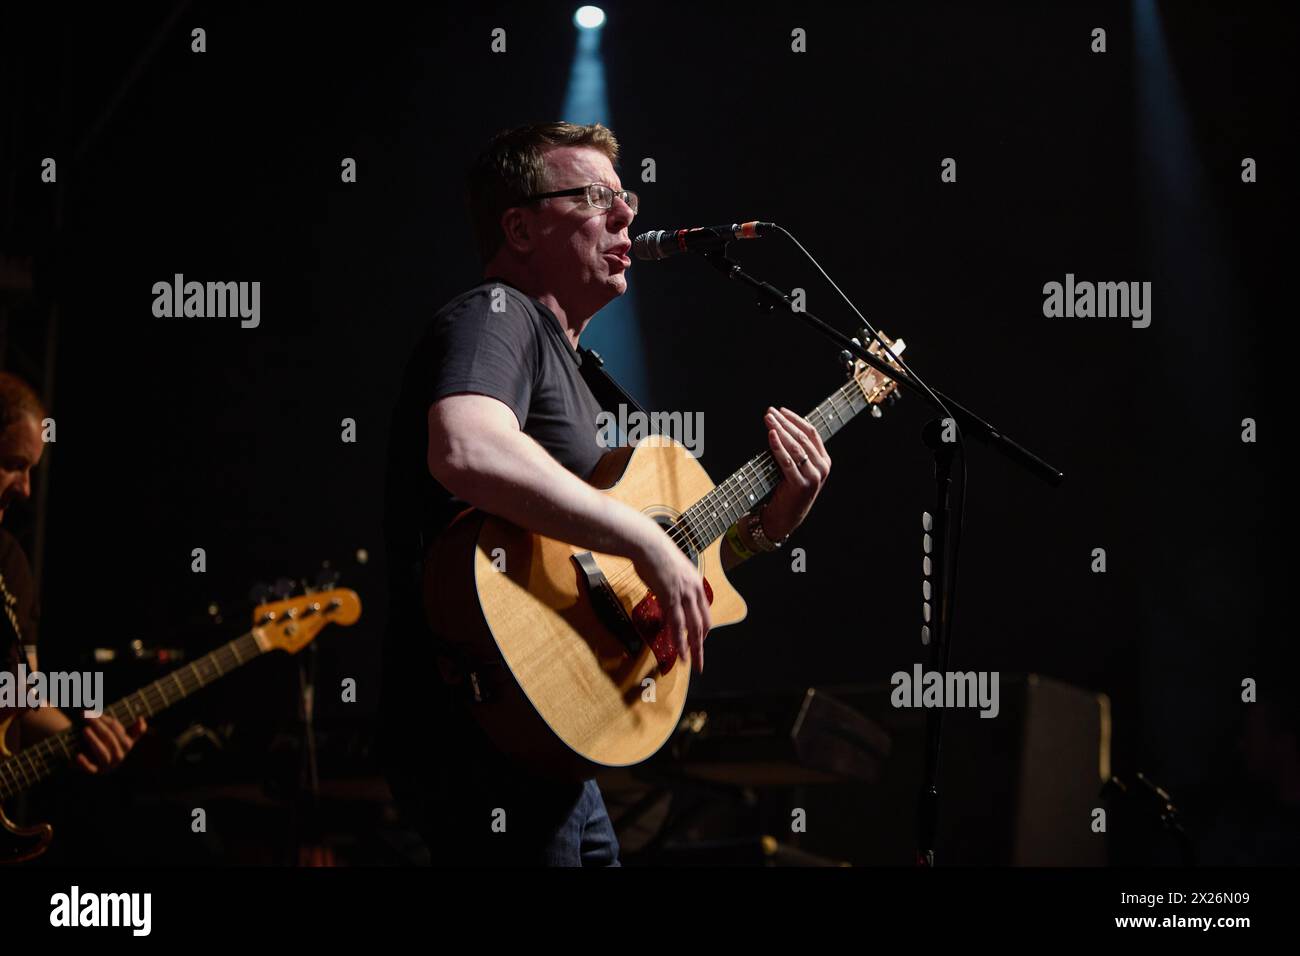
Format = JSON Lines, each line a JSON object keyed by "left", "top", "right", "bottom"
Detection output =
{"left": 577, "top": 347, "right": 647, "bottom": 418}
{"left": 0, "top": 570, "right": 24, "bottom": 674}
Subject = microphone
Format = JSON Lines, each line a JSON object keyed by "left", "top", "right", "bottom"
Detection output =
{"left": 632, "top": 221, "right": 776, "bottom": 260}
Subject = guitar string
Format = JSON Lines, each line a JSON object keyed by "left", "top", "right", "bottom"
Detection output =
{"left": 601, "top": 386, "right": 859, "bottom": 590}
{"left": 1, "top": 637, "right": 259, "bottom": 795}
{"left": 600, "top": 382, "right": 871, "bottom": 593}
{"left": 0, "top": 640, "right": 244, "bottom": 794}
{"left": 0, "top": 632, "right": 263, "bottom": 797}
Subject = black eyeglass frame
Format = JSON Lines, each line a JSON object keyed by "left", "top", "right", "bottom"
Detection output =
{"left": 515, "top": 183, "right": 639, "bottom": 213}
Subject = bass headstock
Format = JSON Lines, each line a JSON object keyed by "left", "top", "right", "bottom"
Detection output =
{"left": 252, "top": 588, "right": 362, "bottom": 655}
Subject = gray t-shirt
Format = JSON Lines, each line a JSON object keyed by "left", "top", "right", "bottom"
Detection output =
{"left": 383, "top": 277, "right": 605, "bottom": 573}
{"left": 380, "top": 278, "right": 607, "bottom": 764}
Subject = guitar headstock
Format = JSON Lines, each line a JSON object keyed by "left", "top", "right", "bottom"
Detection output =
{"left": 251, "top": 588, "right": 362, "bottom": 654}
{"left": 846, "top": 329, "right": 908, "bottom": 414}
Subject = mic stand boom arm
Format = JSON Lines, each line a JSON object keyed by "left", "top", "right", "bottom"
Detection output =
{"left": 701, "top": 245, "right": 1063, "bottom": 867}
{"left": 701, "top": 249, "right": 1063, "bottom": 486}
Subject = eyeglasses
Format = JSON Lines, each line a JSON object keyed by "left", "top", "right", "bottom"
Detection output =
{"left": 516, "top": 182, "right": 639, "bottom": 214}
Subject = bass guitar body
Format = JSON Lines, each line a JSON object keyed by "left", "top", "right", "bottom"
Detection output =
{"left": 424, "top": 438, "right": 748, "bottom": 782}
{"left": 0, "top": 714, "right": 53, "bottom": 863}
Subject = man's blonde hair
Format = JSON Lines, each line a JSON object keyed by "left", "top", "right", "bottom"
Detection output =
{"left": 465, "top": 122, "right": 621, "bottom": 265}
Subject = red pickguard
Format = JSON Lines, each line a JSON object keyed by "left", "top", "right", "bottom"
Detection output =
{"left": 630, "top": 577, "right": 714, "bottom": 675}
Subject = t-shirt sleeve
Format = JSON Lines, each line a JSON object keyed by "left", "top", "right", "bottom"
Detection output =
{"left": 423, "top": 285, "right": 541, "bottom": 429}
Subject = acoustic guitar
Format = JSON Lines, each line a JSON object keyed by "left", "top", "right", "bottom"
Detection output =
{"left": 0, "top": 587, "right": 361, "bottom": 863}
{"left": 423, "top": 333, "right": 907, "bottom": 781}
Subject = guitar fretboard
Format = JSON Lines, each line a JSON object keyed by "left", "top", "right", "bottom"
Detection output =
{"left": 0, "top": 630, "right": 265, "bottom": 800}
{"left": 675, "top": 378, "right": 875, "bottom": 552}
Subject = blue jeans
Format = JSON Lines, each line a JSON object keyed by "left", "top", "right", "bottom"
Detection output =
{"left": 536, "top": 778, "right": 622, "bottom": 868}
{"left": 393, "top": 741, "right": 621, "bottom": 867}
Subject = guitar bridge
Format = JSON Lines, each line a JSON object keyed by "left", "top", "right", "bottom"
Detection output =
{"left": 571, "top": 552, "right": 644, "bottom": 658}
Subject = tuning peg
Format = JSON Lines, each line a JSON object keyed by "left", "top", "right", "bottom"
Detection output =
{"left": 248, "top": 582, "right": 273, "bottom": 605}
{"left": 271, "top": 577, "right": 296, "bottom": 601}
{"left": 839, "top": 349, "right": 855, "bottom": 377}
{"left": 847, "top": 335, "right": 868, "bottom": 369}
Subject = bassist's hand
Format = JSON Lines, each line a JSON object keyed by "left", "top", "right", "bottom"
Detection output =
{"left": 75, "top": 715, "right": 147, "bottom": 775}
{"left": 632, "top": 523, "right": 711, "bottom": 674}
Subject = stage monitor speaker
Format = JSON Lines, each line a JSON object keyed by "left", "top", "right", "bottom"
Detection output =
{"left": 797, "top": 674, "right": 1111, "bottom": 866}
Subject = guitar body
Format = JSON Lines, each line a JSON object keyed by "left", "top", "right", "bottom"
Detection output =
{"left": 0, "top": 714, "right": 54, "bottom": 863}
{"left": 424, "top": 438, "right": 748, "bottom": 782}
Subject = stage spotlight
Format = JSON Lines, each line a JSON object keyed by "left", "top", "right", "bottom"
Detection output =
{"left": 561, "top": 0, "right": 650, "bottom": 404}
{"left": 574, "top": 6, "right": 605, "bottom": 30}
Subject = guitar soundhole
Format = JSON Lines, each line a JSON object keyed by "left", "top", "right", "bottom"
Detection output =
{"left": 648, "top": 510, "right": 700, "bottom": 569}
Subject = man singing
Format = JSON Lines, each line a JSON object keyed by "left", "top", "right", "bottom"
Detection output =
{"left": 382, "top": 122, "right": 830, "bottom": 866}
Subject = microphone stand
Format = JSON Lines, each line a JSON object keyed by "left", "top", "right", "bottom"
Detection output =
{"left": 700, "top": 245, "right": 1063, "bottom": 866}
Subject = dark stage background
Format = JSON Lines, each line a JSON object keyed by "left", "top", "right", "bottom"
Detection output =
{"left": 2, "top": 1, "right": 1293, "bottom": 866}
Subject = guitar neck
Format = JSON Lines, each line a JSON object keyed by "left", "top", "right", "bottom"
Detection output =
{"left": 0, "top": 629, "right": 266, "bottom": 800}
{"left": 677, "top": 378, "right": 876, "bottom": 551}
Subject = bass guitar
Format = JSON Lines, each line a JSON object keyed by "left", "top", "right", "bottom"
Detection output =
{"left": 0, "top": 587, "right": 361, "bottom": 863}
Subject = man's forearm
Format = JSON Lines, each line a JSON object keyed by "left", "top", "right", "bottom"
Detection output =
{"left": 436, "top": 424, "right": 657, "bottom": 560}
